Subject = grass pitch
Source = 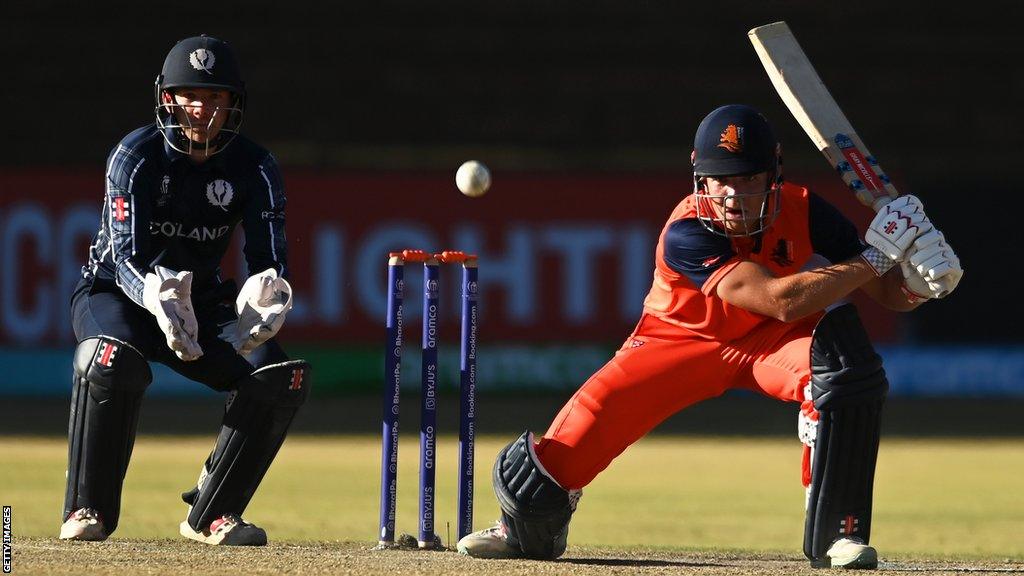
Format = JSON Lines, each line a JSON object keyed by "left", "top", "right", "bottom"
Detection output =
{"left": 3, "top": 435, "right": 1022, "bottom": 575}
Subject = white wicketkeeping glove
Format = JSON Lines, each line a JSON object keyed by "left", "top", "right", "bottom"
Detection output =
{"left": 143, "top": 265, "right": 203, "bottom": 361}
{"left": 865, "top": 195, "right": 932, "bottom": 262}
{"left": 231, "top": 268, "right": 293, "bottom": 354}
{"left": 900, "top": 229, "right": 964, "bottom": 301}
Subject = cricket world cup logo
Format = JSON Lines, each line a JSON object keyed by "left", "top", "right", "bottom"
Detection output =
{"left": 158, "top": 175, "right": 171, "bottom": 206}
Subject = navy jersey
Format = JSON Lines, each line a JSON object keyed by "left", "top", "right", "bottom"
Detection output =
{"left": 83, "top": 124, "right": 288, "bottom": 307}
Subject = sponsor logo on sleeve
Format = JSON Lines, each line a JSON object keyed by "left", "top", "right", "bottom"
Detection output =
{"left": 111, "top": 197, "right": 130, "bottom": 222}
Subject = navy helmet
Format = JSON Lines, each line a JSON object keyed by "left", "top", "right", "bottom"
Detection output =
{"left": 154, "top": 35, "right": 246, "bottom": 156}
{"left": 692, "top": 104, "right": 778, "bottom": 177}
{"left": 691, "top": 105, "right": 783, "bottom": 237}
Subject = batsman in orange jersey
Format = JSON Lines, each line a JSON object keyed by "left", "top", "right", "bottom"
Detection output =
{"left": 457, "top": 105, "right": 963, "bottom": 569}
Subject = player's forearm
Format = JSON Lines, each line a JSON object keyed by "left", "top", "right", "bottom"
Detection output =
{"left": 765, "top": 257, "right": 877, "bottom": 322}
{"left": 114, "top": 259, "right": 149, "bottom": 307}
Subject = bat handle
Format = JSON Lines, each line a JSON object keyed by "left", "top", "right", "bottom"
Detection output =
{"left": 871, "top": 196, "right": 894, "bottom": 212}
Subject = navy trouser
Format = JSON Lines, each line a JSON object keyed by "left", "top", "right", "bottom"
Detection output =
{"left": 71, "top": 277, "right": 288, "bottom": 390}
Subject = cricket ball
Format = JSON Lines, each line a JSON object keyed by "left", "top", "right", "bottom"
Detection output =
{"left": 456, "top": 160, "right": 491, "bottom": 198}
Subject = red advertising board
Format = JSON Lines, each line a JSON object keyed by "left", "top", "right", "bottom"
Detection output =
{"left": 0, "top": 169, "right": 894, "bottom": 346}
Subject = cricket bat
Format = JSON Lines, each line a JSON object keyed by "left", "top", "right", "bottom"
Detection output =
{"left": 748, "top": 21, "right": 899, "bottom": 212}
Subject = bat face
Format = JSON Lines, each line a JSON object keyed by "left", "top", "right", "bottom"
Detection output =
{"left": 833, "top": 133, "right": 892, "bottom": 200}
{"left": 748, "top": 21, "right": 899, "bottom": 212}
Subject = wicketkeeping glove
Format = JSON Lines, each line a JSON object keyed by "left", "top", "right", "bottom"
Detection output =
{"left": 230, "top": 268, "right": 293, "bottom": 354}
{"left": 143, "top": 265, "right": 203, "bottom": 361}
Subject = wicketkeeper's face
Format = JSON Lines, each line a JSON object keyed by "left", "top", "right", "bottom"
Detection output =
{"left": 700, "top": 171, "right": 772, "bottom": 235}
{"left": 164, "top": 88, "right": 232, "bottom": 145}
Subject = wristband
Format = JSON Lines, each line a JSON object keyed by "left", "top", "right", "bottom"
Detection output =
{"left": 860, "top": 246, "right": 895, "bottom": 277}
{"left": 899, "top": 283, "right": 927, "bottom": 304}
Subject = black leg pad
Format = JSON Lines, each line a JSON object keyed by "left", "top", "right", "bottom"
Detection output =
{"left": 493, "top": 431, "right": 579, "bottom": 559}
{"left": 804, "top": 305, "right": 888, "bottom": 564}
{"left": 64, "top": 336, "right": 151, "bottom": 533}
{"left": 185, "top": 360, "right": 311, "bottom": 531}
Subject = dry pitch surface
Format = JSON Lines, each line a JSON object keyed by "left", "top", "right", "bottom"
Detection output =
{"left": 14, "top": 539, "right": 1024, "bottom": 576}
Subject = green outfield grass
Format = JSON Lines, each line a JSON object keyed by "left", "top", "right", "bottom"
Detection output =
{"left": 2, "top": 435, "right": 1022, "bottom": 561}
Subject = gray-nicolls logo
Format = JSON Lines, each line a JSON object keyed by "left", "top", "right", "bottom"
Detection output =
{"left": 206, "top": 179, "right": 233, "bottom": 211}
{"left": 189, "top": 49, "right": 216, "bottom": 74}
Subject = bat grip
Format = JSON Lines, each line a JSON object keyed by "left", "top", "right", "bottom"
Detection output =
{"left": 871, "top": 196, "right": 894, "bottom": 212}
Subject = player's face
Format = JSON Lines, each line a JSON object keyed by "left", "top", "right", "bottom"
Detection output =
{"left": 167, "top": 88, "right": 232, "bottom": 145}
{"left": 702, "top": 172, "right": 771, "bottom": 235}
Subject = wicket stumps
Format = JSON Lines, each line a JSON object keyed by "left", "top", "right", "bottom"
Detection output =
{"left": 379, "top": 249, "right": 478, "bottom": 549}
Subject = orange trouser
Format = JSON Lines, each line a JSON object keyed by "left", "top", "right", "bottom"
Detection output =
{"left": 535, "top": 312, "right": 821, "bottom": 490}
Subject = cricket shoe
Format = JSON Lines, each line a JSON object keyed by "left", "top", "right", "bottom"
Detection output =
{"left": 456, "top": 520, "right": 522, "bottom": 559}
{"left": 59, "top": 507, "right": 108, "bottom": 541}
{"left": 816, "top": 537, "right": 878, "bottom": 569}
{"left": 180, "top": 513, "right": 267, "bottom": 546}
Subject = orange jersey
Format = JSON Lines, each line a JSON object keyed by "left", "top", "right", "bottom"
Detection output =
{"left": 642, "top": 182, "right": 863, "bottom": 341}
{"left": 536, "top": 183, "right": 866, "bottom": 490}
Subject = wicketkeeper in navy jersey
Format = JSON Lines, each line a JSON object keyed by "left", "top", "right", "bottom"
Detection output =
{"left": 60, "top": 35, "right": 310, "bottom": 546}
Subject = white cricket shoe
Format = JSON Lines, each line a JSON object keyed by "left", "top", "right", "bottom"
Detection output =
{"left": 456, "top": 521, "right": 522, "bottom": 559}
{"left": 823, "top": 537, "right": 878, "bottom": 569}
{"left": 180, "top": 513, "right": 267, "bottom": 546}
{"left": 59, "top": 507, "right": 108, "bottom": 541}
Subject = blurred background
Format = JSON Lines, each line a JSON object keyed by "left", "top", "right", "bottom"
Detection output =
{"left": 1, "top": 1, "right": 1022, "bottom": 436}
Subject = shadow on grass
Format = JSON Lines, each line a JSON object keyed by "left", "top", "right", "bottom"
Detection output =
{"left": 5, "top": 394, "right": 1024, "bottom": 437}
{"left": 878, "top": 563, "right": 1024, "bottom": 573}
{"left": 560, "top": 557, "right": 728, "bottom": 568}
